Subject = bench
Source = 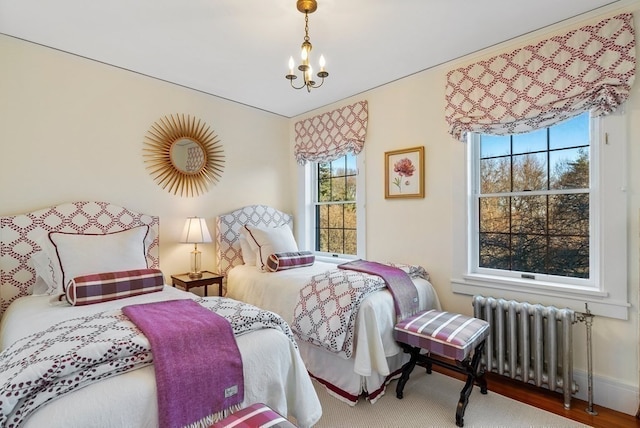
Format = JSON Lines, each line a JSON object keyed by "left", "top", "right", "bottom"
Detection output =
{"left": 394, "top": 309, "right": 490, "bottom": 427}
{"left": 210, "top": 403, "right": 296, "bottom": 428}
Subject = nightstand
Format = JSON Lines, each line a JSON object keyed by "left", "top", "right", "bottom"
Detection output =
{"left": 171, "top": 271, "right": 224, "bottom": 297}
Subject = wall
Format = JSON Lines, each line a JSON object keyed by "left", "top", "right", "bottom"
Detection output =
{"left": 0, "top": 34, "right": 291, "bottom": 282}
{"left": 290, "top": 7, "right": 640, "bottom": 415}
{"left": 2, "top": 5, "right": 639, "bottom": 417}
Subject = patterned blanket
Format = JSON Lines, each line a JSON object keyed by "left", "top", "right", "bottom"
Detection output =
{"left": 291, "top": 262, "right": 428, "bottom": 358}
{"left": 0, "top": 297, "right": 295, "bottom": 428}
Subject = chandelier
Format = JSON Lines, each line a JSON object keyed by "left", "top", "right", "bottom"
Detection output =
{"left": 285, "top": 0, "right": 329, "bottom": 92}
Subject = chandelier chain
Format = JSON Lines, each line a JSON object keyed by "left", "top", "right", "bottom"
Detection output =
{"left": 285, "top": 0, "right": 328, "bottom": 92}
{"left": 304, "top": 13, "right": 310, "bottom": 43}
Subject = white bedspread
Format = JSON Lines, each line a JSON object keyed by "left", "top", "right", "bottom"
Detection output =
{"left": 0, "top": 286, "right": 322, "bottom": 428}
{"left": 227, "top": 261, "right": 441, "bottom": 378}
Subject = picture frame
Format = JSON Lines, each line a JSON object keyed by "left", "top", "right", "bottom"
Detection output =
{"left": 385, "top": 146, "right": 425, "bottom": 199}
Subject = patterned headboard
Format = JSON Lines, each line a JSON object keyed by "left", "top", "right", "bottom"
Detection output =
{"left": 0, "top": 201, "right": 160, "bottom": 316}
{"left": 215, "top": 205, "right": 293, "bottom": 276}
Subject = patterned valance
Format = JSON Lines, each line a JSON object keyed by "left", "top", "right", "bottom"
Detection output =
{"left": 445, "top": 13, "right": 636, "bottom": 142}
{"left": 294, "top": 100, "right": 368, "bottom": 164}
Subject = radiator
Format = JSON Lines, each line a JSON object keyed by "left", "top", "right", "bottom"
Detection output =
{"left": 472, "top": 295, "right": 578, "bottom": 409}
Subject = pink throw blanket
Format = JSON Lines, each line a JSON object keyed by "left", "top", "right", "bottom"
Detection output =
{"left": 339, "top": 260, "right": 419, "bottom": 322}
{"left": 123, "top": 299, "right": 244, "bottom": 428}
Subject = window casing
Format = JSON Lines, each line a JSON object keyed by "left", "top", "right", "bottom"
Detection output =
{"left": 451, "top": 112, "right": 629, "bottom": 320}
{"left": 297, "top": 152, "right": 366, "bottom": 262}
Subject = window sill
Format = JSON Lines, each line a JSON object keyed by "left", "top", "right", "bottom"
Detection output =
{"left": 451, "top": 274, "right": 630, "bottom": 320}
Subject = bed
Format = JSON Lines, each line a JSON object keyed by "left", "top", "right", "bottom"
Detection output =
{"left": 216, "top": 205, "right": 441, "bottom": 405}
{"left": 0, "top": 201, "right": 322, "bottom": 428}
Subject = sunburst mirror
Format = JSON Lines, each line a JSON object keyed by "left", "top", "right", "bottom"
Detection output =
{"left": 143, "top": 114, "right": 224, "bottom": 197}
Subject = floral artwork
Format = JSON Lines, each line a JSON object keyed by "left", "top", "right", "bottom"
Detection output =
{"left": 392, "top": 157, "right": 416, "bottom": 193}
{"left": 385, "top": 146, "right": 424, "bottom": 198}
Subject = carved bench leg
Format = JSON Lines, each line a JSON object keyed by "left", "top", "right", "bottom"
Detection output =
{"left": 396, "top": 347, "right": 420, "bottom": 399}
{"left": 455, "top": 340, "right": 487, "bottom": 427}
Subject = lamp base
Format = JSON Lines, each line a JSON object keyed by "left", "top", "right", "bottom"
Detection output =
{"left": 188, "top": 271, "right": 203, "bottom": 279}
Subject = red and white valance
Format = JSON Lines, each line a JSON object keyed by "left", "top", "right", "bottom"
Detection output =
{"left": 445, "top": 13, "right": 636, "bottom": 142}
{"left": 294, "top": 100, "right": 368, "bottom": 164}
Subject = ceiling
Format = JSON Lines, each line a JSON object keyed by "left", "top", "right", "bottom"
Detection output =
{"left": 0, "top": 0, "right": 630, "bottom": 118}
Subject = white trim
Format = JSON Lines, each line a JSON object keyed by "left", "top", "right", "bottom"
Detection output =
{"left": 452, "top": 112, "right": 630, "bottom": 320}
{"left": 296, "top": 151, "right": 367, "bottom": 259}
{"left": 572, "top": 368, "right": 638, "bottom": 415}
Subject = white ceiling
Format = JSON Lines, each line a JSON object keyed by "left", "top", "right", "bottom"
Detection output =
{"left": 0, "top": 0, "right": 630, "bottom": 118}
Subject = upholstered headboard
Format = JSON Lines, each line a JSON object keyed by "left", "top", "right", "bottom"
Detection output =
{"left": 215, "top": 205, "right": 293, "bottom": 276}
{"left": 0, "top": 201, "right": 159, "bottom": 316}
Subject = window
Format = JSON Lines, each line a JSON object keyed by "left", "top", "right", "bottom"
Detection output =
{"left": 297, "top": 152, "right": 366, "bottom": 260}
{"left": 451, "top": 112, "right": 629, "bottom": 320}
{"left": 315, "top": 154, "right": 358, "bottom": 255}
{"left": 475, "top": 113, "right": 590, "bottom": 283}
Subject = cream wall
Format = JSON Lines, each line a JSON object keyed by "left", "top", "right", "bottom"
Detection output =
{"left": 1, "top": 4, "right": 639, "bottom": 417}
{"left": 0, "top": 34, "right": 292, "bottom": 281}
{"left": 290, "top": 7, "right": 640, "bottom": 415}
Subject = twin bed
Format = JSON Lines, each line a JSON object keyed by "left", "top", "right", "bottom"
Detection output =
{"left": 0, "top": 201, "right": 441, "bottom": 427}
{"left": 216, "top": 205, "right": 441, "bottom": 404}
{"left": 0, "top": 202, "right": 321, "bottom": 428}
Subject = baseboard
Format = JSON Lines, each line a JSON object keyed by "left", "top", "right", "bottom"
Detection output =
{"left": 573, "top": 369, "right": 639, "bottom": 416}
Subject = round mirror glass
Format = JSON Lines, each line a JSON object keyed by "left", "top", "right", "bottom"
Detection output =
{"left": 170, "top": 138, "right": 205, "bottom": 174}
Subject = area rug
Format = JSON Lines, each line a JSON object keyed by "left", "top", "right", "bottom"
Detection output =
{"left": 311, "top": 370, "right": 590, "bottom": 427}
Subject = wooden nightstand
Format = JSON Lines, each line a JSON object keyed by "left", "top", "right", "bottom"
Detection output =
{"left": 171, "top": 271, "right": 224, "bottom": 297}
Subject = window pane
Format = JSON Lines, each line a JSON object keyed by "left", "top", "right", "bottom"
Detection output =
{"left": 479, "top": 233, "right": 510, "bottom": 270}
{"left": 548, "top": 236, "right": 589, "bottom": 278}
{"left": 512, "top": 153, "right": 547, "bottom": 192}
{"left": 344, "top": 203, "right": 357, "bottom": 228}
{"left": 479, "top": 197, "right": 510, "bottom": 233}
{"left": 344, "top": 229, "right": 357, "bottom": 255}
{"left": 511, "top": 233, "right": 547, "bottom": 273}
{"left": 550, "top": 148, "right": 589, "bottom": 189}
{"left": 480, "top": 135, "right": 510, "bottom": 158}
{"left": 317, "top": 205, "right": 328, "bottom": 227}
{"left": 328, "top": 229, "right": 344, "bottom": 253}
{"left": 512, "top": 128, "right": 547, "bottom": 154}
{"left": 327, "top": 204, "right": 344, "bottom": 228}
{"left": 548, "top": 194, "right": 589, "bottom": 236}
{"left": 511, "top": 196, "right": 547, "bottom": 235}
{"left": 330, "top": 177, "right": 346, "bottom": 201}
{"left": 317, "top": 229, "right": 329, "bottom": 252}
{"left": 549, "top": 113, "right": 589, "bottom": 150}
{"left": 480, "top": 157, "right": 511, "bottom": 194}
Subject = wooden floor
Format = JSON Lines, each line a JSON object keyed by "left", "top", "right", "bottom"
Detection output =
{"left": 433, "top": 366, "right": 639, "bottom": 428}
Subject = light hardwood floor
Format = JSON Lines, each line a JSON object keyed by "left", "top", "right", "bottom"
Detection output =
{"left": 433, "top": 365, "right": 639, "bottom": 428}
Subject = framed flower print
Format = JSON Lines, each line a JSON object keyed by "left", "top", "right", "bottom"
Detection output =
{"left": 385, "top": 146, "right": 424, "bottom": 199}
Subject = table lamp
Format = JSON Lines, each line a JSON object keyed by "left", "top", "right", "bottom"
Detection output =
{"left": 180, "top": 217, "right": 212, "bottom": 278}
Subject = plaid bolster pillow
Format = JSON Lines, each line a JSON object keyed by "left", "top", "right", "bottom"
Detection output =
{"left": 66, "top": 268, "right": 164, "bottom": 306}
{"left": 266, "top": 251, "right": 315, "bottom": 272}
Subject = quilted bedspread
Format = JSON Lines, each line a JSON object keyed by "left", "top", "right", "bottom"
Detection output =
{"left": 0, "top": 297, "right": 295, "bottom": 428}
{"left": 291, "top": 262, "right": 428, "bottom": 358}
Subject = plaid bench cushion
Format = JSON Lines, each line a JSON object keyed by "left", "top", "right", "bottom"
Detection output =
{"left": 211, "top": 403, "right": 296, "bottom": 428}
{"left": 394, "top": 309, "right": 489, "bottom": 361}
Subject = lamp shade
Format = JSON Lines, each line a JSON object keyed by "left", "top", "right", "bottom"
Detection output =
{"left": 180, "top": 217, "right": 212, "bottom": 244}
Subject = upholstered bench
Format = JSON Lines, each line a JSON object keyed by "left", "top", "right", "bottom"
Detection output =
{"left": 211, "top": 403, "right": 297, "bottom": 428}
{"left": 394, "top": 309, "right": 490, "bottom": 427}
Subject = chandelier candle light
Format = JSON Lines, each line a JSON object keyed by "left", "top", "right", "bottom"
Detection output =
{"left": 180, "top": 217, "right": 212, "bottom": 279}
{"left": 286, "top": 0, "right": 329, "bottom": 92}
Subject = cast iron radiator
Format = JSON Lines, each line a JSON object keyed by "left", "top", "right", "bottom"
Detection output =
{"left": 472, "top": 295, "right": 578, "bottom": 409}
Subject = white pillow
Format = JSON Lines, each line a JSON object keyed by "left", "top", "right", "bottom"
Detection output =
{"left": 31, "top": 226, "right": 151, "bottom": 295}
{"left": 243, "top": 224, "right": 298, "bottom": 271}
{"left": 50, "top": 226, "right": 150, "bottom": 289}
{"left": 238, "top": 232, "right": 256, "bottom": 266}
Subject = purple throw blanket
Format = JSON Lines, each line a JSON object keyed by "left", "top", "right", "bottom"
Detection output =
{"left": 123, "top": 299, "right": 244, "bottom": 428}
{"left": 339, "top": 260, "right": 419, "bottom": 322}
